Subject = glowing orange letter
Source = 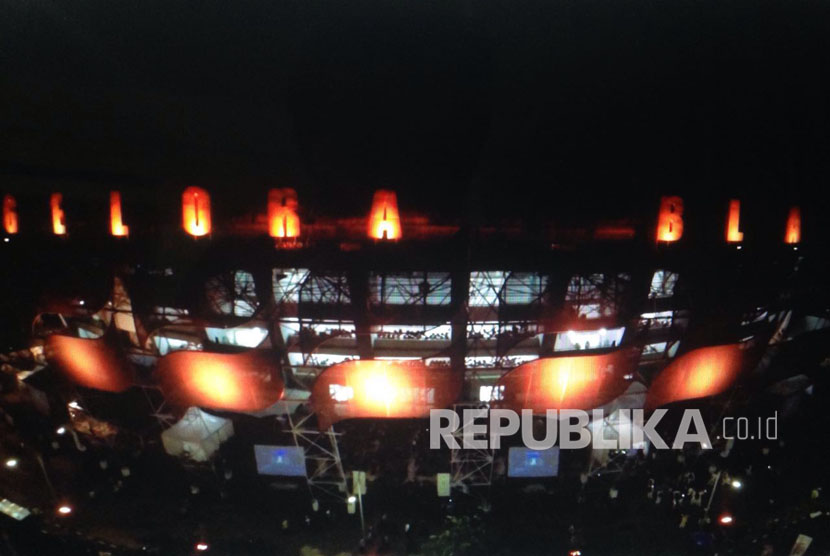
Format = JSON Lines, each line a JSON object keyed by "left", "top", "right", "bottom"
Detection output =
{"left": 368, "top": 190, "right": 402, "bottom": 240}
{"left": 785, "top": 206, "right": 800, "bottom": 244}
{"left": 109, "top": 191, "right": 129, "bottom": 237}
{"left": 656, "top": 196, "right": 683, "bottom": 242}
{"left": 181, "top": 187, "right": 211, "bottom": 237}
{"left": 3, "top": 194, "right": 18, "bottom": 235}
{"left": 726, "top": 199, "right": 743, "bottom": 243}
{"left": 51, "top": 193, "right": 66, "bottom": 235}
{"left": 268, "top": 188, "right": 300, "bottom": 239}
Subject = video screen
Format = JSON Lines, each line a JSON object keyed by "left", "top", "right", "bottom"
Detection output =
{"left": 253, "top": 445, "right": 307, "bottom": 477}
{"left": 507, "top": 447, "right": 560, "bottom": 478}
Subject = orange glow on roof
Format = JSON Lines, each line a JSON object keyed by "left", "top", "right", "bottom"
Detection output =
{"left": 158, "top": 351, "right": 283, "bottom": 412}
{"left": 785, "top": 206, "right": 801, "bottom": 244}
{"left": 182, "top": 187, "right": 211, "bottom": 237}
{"left": 594, "top": 222, "right": 636, "bottom": 240}
{"left": 312, "top": 360, "right": 460, "bottom": 428}
{"left": 47, "top": 335, "right": 131, "bottom": 392}
{"left": 726, "top": 200, "right": 744, "bottom": 243}
{"left": 50, "top": 193, "right": 66, "bottom": 235}
{"left": 109, "top": 191, "right": 129, "bottom": 237}
{"left": 3, "top": 194, "right": 18, "bottom": 235}
{"left": 656, "top": 196, "right": 683, "bottom": 242}
{"left": 268, "top": 188, "right": 300, "bottom": 239}
{"left": 368, "top": 190, "right": 402, "bottom": 240}
{"left": 645, "top": 344, "right": 744, "bottom": 409}
{"left": 494, "top": 350, "right": 636, "bottom": 413}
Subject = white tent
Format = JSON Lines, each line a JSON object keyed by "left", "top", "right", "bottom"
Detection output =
{"left": 590, "top": 404, "right": 650, "bottom": 470}
{"left": 590, "top": 408, "right": 649, "bottom": 451}
{"left": 161, "top": 407, "right": 234, "bottom": 462}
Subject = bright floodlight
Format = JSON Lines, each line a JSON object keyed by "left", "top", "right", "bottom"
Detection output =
{"left": 4, "top": 458, "right": 18, "bottom": 469}
{"left": 347, "top": 495, "right": 357, "bottom": 504}
{"left": 731, "top": 480, "right": 742, "bottom": 489}
{"left": 719, "top": 514, "right": 733, "bottom": 525}
{"left": 56, "top": 426, "right": 66, "bottom": 435}
{"left": 57, "top": 505, "right": 72, "bottom": 516}
{"left": 195, "top": 542, "right": 209, "bottom": 551}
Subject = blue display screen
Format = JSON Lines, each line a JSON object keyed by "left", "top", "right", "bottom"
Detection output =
{"left": 253, "top": 445, "right": 307, "bottom": 477}
{"left": 507, "top": 446, "right": 560, "bottom": 478}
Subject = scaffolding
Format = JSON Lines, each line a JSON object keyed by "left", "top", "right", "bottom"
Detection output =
{"left": 286, "top": 410, "right": 348, "bottom": 501}
{"left": 450, "top": 402, "right": 494, "bottom": 491}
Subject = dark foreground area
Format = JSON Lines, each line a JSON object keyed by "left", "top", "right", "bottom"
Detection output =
{"left": 1, "top": 378, "right": 829, "bottom": 556}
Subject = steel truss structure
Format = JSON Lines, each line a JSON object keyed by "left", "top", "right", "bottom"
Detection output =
{"left": 286, "top": 410, "right": 348, "bottom": 501}
{"left": 450, "top": 403, "right": 494, "bottom": 492}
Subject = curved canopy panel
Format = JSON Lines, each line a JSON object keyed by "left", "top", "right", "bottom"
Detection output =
{"left": 47, "top": 335, "right": 131, "bottom": 392}
{"left": 494, "top": 349, "right": 638, "bottom": 413}
{"left": 311, "top": 360, "right": 461, "bottom": 429}
{"left": 157, "top": 350, "right": 284, "bottom": 412}
{"left": 645, "top": 344, "right": 744, "bottom": 409}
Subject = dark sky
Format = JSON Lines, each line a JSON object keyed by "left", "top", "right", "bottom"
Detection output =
{"left": 1, "top": 0, "right": 829, "bottom": 224}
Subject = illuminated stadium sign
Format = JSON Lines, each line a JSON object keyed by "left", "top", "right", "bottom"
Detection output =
{"left": 0, "top": 190, "right": 804, "bottom": 245}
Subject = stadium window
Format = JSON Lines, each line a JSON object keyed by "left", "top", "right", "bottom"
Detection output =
{"left": 273, "top": 268, "right": 310, "bottom": 304}
{"left": 205, "top": 270, "right": 258, "bottom": 317}
{"left": 466, "top": 321, "right": 500, "bottom": 340}
{"left": 648, "top": 270, "right": 679, "bottom": 299}
{"left": 565, "top": 274, "right": 626, "bottom": 319}
{"left": 77, "top": 326, "right": 102, "bottom": 339}
{"left": 468, "top": 271, "right": 507, "bottom": 307}
{"left": 465, "top": 356, "right": 499, "bottom": 368}
{"left": 152, "top": 306, "right": 190, "bottom": 321}
{"left": 205, "top": 326, "right": 268, "bottom": 348}
{"left": 301, "top": 273, "right": 351, "bottom": 304}
{"left": 153, "top": 335, "right": 201, "bottom": 356}
{"left": 369, "top": 272, "right": 451, "bottom": 306}
{"left": 642, "top": 342, "right": 668, "bottom": 358}
{"left": 503, "top": 273, "right": 548, "bottom": 305}
{"left": 668, "top": 341, "right": 680, "bottom": 358}
{"left": 639, "top": 311, "right": 673, "bottom": 329}
{"left": 577, "top": 304, "right": 602, "bottom": 319}
{"left": 279, "top": 318, "right": 301, "bottom": 341}
{"left": 479, "top": 385, "right": 505, "bottom": 402}
{"left": 554, "top": 327, "right": 625, "bottom": 352}
{"left": 424, "top": 273, "right": 452, "bottom": 305}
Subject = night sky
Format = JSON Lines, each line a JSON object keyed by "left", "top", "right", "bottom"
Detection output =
{"left": 2, "top": 1, "right": 830, "bottom": 225}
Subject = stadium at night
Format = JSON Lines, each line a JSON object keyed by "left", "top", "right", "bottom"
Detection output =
{"left": 0, "top": 185, "right": 827, "bottom": 555}
{"left": 3, "top": 1, "right": 830, "bottom": 554}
